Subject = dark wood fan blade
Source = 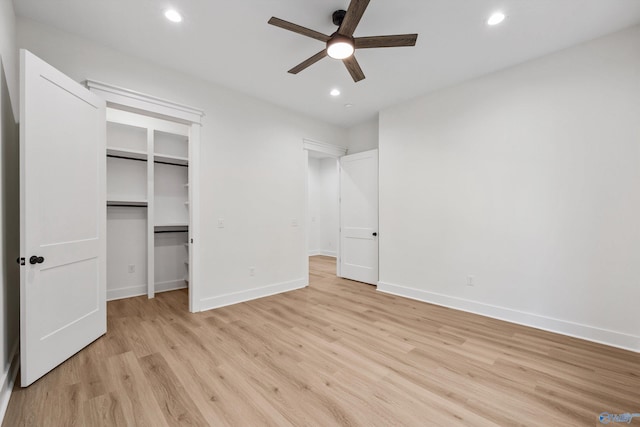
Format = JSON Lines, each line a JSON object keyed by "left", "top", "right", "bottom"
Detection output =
{"left": 268, "top": 17, "right": 330, "bottom": 42}
{"left": 343, "top": 56, "right": 365, "bottom": 82}
{"left": 355, "top": 34, "right": 418, "bottom": 49}
{"left": 338, "top": 0, "right": 370, "bottom": 37}
{"left": 288, "top": 50, "right": 328, "bottom": 74}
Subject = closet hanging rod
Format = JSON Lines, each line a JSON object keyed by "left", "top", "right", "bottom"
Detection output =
{"left": 154, "top": 160, "right": 188, "bottom": 167}
{"left": 107, "top": 154, "right": 146, "bottom": 162}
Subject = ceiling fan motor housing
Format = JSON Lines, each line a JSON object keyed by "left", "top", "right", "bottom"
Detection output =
{"left": 332, "top": 10, "right": 347, "bottom": 26}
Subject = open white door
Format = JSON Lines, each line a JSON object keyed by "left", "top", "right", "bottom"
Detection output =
{"left": 339, "top": 149, "right": 378, "bottom": 285}
{"left": 20, "top": 50, "right": 106, "bottom": 386}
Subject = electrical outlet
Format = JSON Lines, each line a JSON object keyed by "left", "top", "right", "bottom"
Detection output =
{"left": 249, "top": 267, "right": 255, "bottom": 276}
{"left": 291, "top": 219, "right": 298, "bottom": 227}
{"left": 217, "top": 218, "right": 225, "bottom": 228}
{"left": 128, "top": 264, "right": 135, "bottom": 274}
{"left": 467, "top": 275, "right": 474, "bottom": 286}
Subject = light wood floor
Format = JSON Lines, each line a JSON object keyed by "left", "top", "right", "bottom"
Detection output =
{"left": 4, "top": 256, "right": 640, "bottom": 426}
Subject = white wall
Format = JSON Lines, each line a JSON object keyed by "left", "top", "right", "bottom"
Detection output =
{"left": 346, "top": 117, "right": 379, "bottom": 154}
{"left": 378, "top": 25, "right": 640, "bottom": 351}
{"left": 307, "top": 157, "right": 338, "bottom": 257}
{"left": 0, "top": 0, "right": 19, "bottom": 419}
{"left": 307, "top": 157, "right": 321, "bottom": 255}
{"left": 318, "top": 158, "right": 339, "bottom": 256}
{"left": 17, "top": 18, "right": 347, "bottom": 311}
{"left": 0, "top": 0, "right": 16, "bottom": 113}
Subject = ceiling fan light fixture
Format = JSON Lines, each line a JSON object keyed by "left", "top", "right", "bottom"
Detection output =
{"left": 327, "top": 35, "right": 355, "bottom": 59}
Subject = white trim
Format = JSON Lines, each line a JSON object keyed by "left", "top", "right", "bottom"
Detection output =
{"left": 303, "top": 150, "right": 310, "bottom": 285}
{"left": 146, "top": 128, "right": 154, "bottom": 299}
{"left": 107, "top": 284, "right": 147, "bottom": 301}
{"left": 106, "top": 108, "right": 189, "bottom": 135}
{"left": 107, "top": 280, "right": 187, "bottom": 301}
{"left": 155, "top": 280, "right": 187, "bottom": 293}
{"left": 188, "top": 125, "right": 201, "bottom": 312}
{"left": 0, "top": 342, "right": 19, "bottom": 423}
{"left": 199, "top": 278, "right": 307, "bottom": 311}
{"left": 85, "top": 80, "right": 203, "bottom": 124}
{"left": 308, "top": 250, "right": 337, "bottom": 257}
{"left": 337, "top": 161, "right": 342, "bottom": 278}
{"left": 303, "top": 139, "right": 347, "bottom": 158}
{"left": 377, "top": 281, "right": 640, "bottom": 353}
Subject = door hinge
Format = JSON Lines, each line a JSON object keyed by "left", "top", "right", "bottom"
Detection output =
{"left": 191, "top": 238, "right": 193, "bottom": 243}
{"left": 17, "top": 257, "right": 25, "bottom": 266}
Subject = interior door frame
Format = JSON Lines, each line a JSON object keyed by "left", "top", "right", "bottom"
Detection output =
{"left": 85, "top": 80, "right": 204, "bottom": 313}
{"left": 303, "top": 139, "right": 347, "bottom": 280}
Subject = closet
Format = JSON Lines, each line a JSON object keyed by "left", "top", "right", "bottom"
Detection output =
{"left": 88, "top": 80, "right": 203, "bottom": 312}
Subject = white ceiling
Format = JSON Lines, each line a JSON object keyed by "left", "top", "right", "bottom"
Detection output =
{"left": 14, "top": 0, "right": 640, "bottom": 128}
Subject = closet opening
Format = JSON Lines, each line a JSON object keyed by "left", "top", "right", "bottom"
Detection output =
{"left": 89, "top": 80, "right": 204, "bottom": 312}
{"left": 106, "top": 109, "right": 191, "bottom": 306}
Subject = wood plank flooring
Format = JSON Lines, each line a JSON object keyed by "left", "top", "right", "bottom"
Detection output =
{"left": 4, "top": 256, "right": 640, "bottom": 426}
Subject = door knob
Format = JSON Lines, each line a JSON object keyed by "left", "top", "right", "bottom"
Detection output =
{"left": 372, "top": 232, "right": 378, "bottom": 237}
{"left": 29, "top": 256, "right": 45, "bottom": 265}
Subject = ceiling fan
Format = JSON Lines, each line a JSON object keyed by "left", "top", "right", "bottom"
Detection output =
{"left": 268, "top": 0, "right": 418, "bottom": 82}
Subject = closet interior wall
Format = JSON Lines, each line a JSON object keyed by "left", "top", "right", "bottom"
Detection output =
{"left": 105, "top": 108, "right": 190, "bottom": 301}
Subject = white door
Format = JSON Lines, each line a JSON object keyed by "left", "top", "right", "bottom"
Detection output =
{"left": 339, "top": 149, "right": 378, "bottom": 285}
{"left": 20, "top": 50, "right": 106, "bottom": 386}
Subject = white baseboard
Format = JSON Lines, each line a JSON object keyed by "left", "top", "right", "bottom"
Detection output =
{"left": 0, "top": 341, "right": 19, "bottom": 424}
{"left": 308, "top": 250, "right": 337, "bottom": 258}
{"left": 107, "top": 284, "right": 147, "bottom": 301}
{"left": 319, "top": 250, "right": 336, "bottom": 257}
{"left": 377, "top": 281, "right": 640, "bottom": 353}
{"left": 155, "top": 280, "right": 187, "bottom": 293}
{"left": 107, "top": 280, "right": 187, "bottom": 301}
{"left": 199, "top": 278, "right": 307, "bottom": 312}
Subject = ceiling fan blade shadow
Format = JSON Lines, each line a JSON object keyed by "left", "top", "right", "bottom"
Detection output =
{"left": 338, "top": 0, "right": 370, "bottom": 37}
{"left": 288, "top": 50, "right": 328, "bottom": 74}
{"left": 343, "top": 56, "right": 365, "bottom": 82}
{"left": 268, "top": 17, "right": 330, "bottom": 42}
{"left": 355, "top": 34, "right": 418, "bottom": 49}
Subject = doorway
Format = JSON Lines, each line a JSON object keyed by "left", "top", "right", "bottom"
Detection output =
{"left": 307, "top": 154, "right": 339, "bottom": 258}
{"left": 87, "top": 80, "right": 203, "bottom": 313}
{"left": 303, "top": 139, "right": 346, "bottom": 281}
{"left": 303, "top": 140, "right": 379, "bottom": 286}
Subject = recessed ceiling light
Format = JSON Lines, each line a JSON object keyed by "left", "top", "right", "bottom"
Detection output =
{"left": 487, "top": 12, "right": 505, "bottom": 26}
{"left": 330, "top": 89, "right": 341, "bottom": 97}
{"left": 344, "top": 104, "right": 353, "bottom": 108}
{"left": 164, "top": 9, "right": 183, "bottom": 23}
